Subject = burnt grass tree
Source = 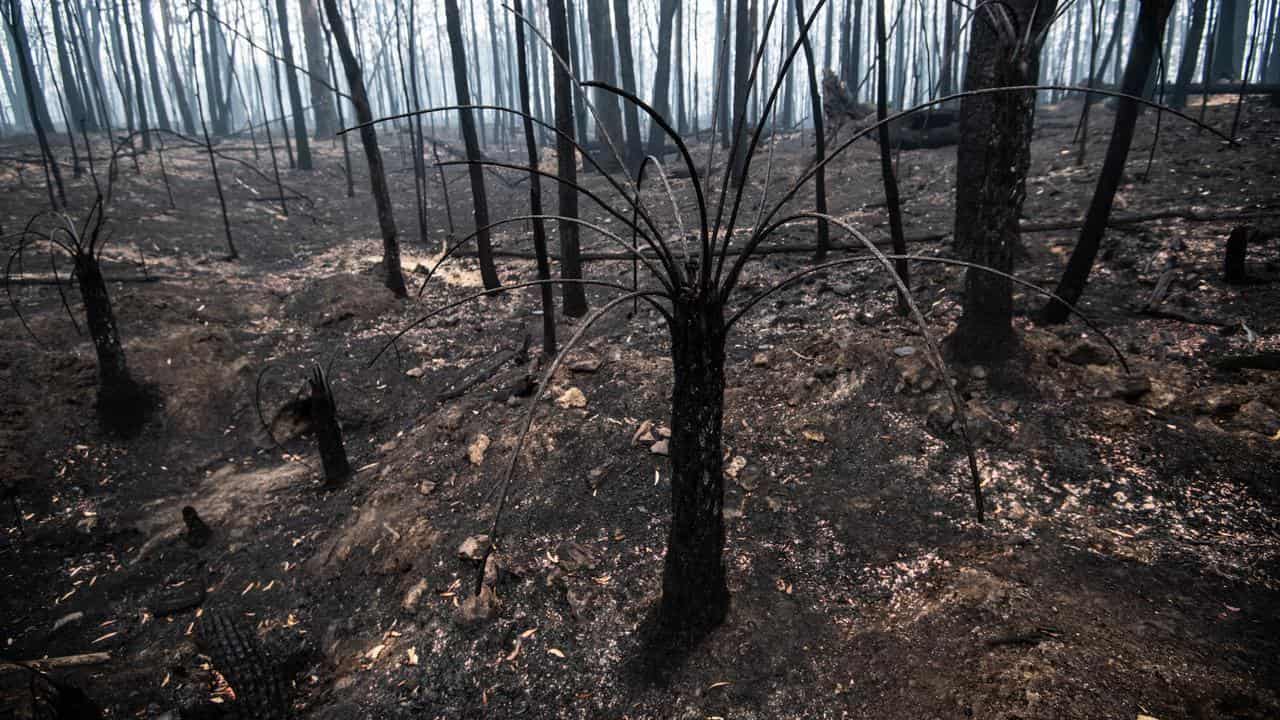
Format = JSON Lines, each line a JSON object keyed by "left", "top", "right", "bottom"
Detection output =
{"left": 358, "top": 0, "right": 1209, "bottom": 645}
{"left": 5, "top": 198, "right": 155, "bottom": 435}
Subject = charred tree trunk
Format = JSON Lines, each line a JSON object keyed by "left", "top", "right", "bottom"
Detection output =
{"left": 565, "top": 0, "right": 590, "bottom": 145}
{"left": 939, "top": 0, "right": 955, "bottom": 95}
{"left": 276, "top": 0, "right": 313, "bottom": 169}
{"left": 1045, "top": 0, "right": 1174, "bottom": 324}
{"left": 875, "top": 0, "right": 907, "bottom": 311}
{"left": 322, "top": 0, "right": 407, "bottom": 297}
{"left": 121, "top": 0, "right": 152, "bottom": 149}
{"left": 513, "top": 0, "right": 557, "bottom": 356}
{"left": 138, "top": 0, "right": 170, "bottom": 130}
{"left": 300, "top": 0, "right": 337, "bottom": 138}
{"left": 1223, "top": 225, "right": 1252, "bottom": 284}
{"left": 586, "top": 0, "right": 626, "bottom": 159}
{"left": 549, "top": 0, "right": 589, "bottom": 317}
{"left": 5, "top": 0, "right": 64, "bottom": 208}
{"left": 612, "top": 0, "right": 644, "bottom": 174}
{"left": 159, "top": 0, "right": 196, "bottom": 135}
{"left": 730, "top": 0, "right": 752, "bottom": 187}
{"left": 658, "top": 295, "right": 730, "bottom": 638}
{"left": 49, "top": 0, "right": 89, "bottom": 133}
{"left": 1171, "top": 0, "right": 1208, "bottom": 108}
{"left": 444, "top": 0, "right": 501, "bottom": 290}
{"left": 308, "top": 367, "right": 352, "bottom": 488}
{"left": 947, "top": 0, "right": 1057, "bottom": 362}
{"left": 646, "top": 0, "right": 679, "bottom": 159}
{"left": 795, "top": 0, "right": 829, "bottom": 261}
{"left": 75, "top": 246, "right": 148, "bottom": 432}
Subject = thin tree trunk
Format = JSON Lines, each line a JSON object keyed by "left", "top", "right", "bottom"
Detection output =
{"left": 1045, "top": 0, "right": 1174, "bottom": 323}
{"left": 565, "top": 0, "right": 590, "bottom": 144}
{"left": 586, "top": 0, "right": 625, "bottom": 160}
{"left": 513, "top": 0, "right": 557, "bottom": 356}
{"left": 612, "top": 0, "right": 644, "bottom": 174}
{"left": 647, "top": 0, "right": 679, "bottom": 158}
{"left": 875, "top": 0, "right": 907, "bottom": 311}
{"left": 795, "top": 0, "right": 828, "bottom": 260}
{"left": 322, "top": 0, "right": 407, "bottom": 296}
{"left": 108, "top": 0, "right": 136, "bottom": 139}
{"left": 276, "top": 0, "right": 313, "bottom": 169}
{"left": 138, "top": 0, "right": 170, "bottom": 130}
{"left": 49, "top": 0, "right": 88, "bottom": 133}
{"left": 158, "top": 0, "right": 195, "bottom": 134}
{"left": 730, "top": 0, "right": 752, "bottom": 187}
{"left": 549, "top": 0, "right": 589, "bottom": 317}
{"left": 5, "top": 0, "right": 65, "bottom": 207}
{"left": 444, "top": 0, "right": 501, "bottom": 289}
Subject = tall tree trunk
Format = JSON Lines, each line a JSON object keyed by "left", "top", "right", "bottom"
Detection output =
{"left": 730, "top": 0, "right": 752, "bottom": 187}
{"left": 780, "top": 0, "right": 796, "bottom": 123}
{"left": 1045, "top": 0, "right": 1174, "bottom": 323}
{"left": 715, "top": 0, "right": 730, "bottom": 147}
{"left": 1211, "top": 0, "right": 1249, "bottom": 80}
{"left": 939, "top": 0, "right": 955, "bottom": 95}
{"left": 158, "top": 0, "right": 195, "bottom": 134}
{"left": 565, "top": 0, "right": 590, "bottom": 145}
{"left": 838, "top": 0, "right": 853, "bottom": 87}
{"left": 646, "top": 0, "right": 679, "bottom": 158}
{"left": 1171, "top": 0, "right": 1209, "bottom": 107}
{"left": 276, "top": 0, "right": 313, "bottom": 169}
{"left": 138, "top": 0, "right": 170, "bottom": 130}
{"left": 49, "top": 0, "right": 89, "bottom": 132}
{"left": 849, "top": 0, "right": 863, "bottom": 101}
{"left": 875, "top": 0, "right": 907, "bottom": 311}
{"left": 0, "top": 20, "right": 30, "bottom": 130}
{"left": 512, "top": 0, "right": 557, "bottom": 356}
{"left": 657, "top": 295, "right": 730, "bottom": 637}
{"left": 947, "top": 0, "right": 1057, "bottom": 362}
{"left": 612, "top": 0, "right": 644, "bottom": 174}
{"left": 5, "top": 0, "right": 64, "bottom": 207}
{"left": 121, "top": 1, "right": 151, "bottom": 149}
{"left": 444, "top": 0, "right": 501, "bottom": 289}
{"left": 321, "top": 0, "right": 407, "bottom": 296}
{"left": 796, "top": 0, "right": 828, "bottom": 260}
{"left": 548, "top": 0, "right": 589, "bottom": 317}
{"left": 299, "top": 0, "right": 337, "bottom": 138}
{"left": 586, "top": 0, "right": 625, "bottom": 160}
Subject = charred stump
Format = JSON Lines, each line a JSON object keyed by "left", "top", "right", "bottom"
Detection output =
{"left": 658, "top": 294, "right": 730, "bottom": 639}
{"left": 307, "top": 366, "right": 351, "bottom": 488}
{"left": 1224, "top": 225, "right": 1254, "bottom": 284}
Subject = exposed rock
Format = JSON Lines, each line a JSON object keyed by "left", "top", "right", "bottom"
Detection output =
{"left": 970, "top": 365, "right": 988, "bottom": 380}
{"left": 401, "top": 578, "right": 429, "bottom": 612}
{"left": 735, "top": 465, "right": 763, "bottom": 491}
{"left": 457, "top": 534, "right": 491, "bottom": 561}
{"left": 418, "top": 480, "right": 437, "bottom": 496}
{"left": 554, "top": 541, "right": 598, "bottom": 573}
{"left": 893, "top": 346, "right": 917, "bottom": 357}
{"left": 631, "top": 419, "right": 656, "bottom": 446}
{"left": 650, "top": 439, "right": 670, "bottom": 456}
{"left": 1065, "top": 340, "right": 1110, "bottom": 366}
{"left": 437, "top": 407, "right": 464, "bottom": 431}
{"left": 724, "top": 455, "right": 748, "bottom": 480}
{"left": 457, "top": 585, "right": 498, "bottom": 625}
{"left": 556, "top": 387, "right": 587, "bottom": 409}
{"left": 467, "top": 433, "right": 491, "bottom": 465}
{"left": 566, "top": 353, "right": 602, "bottom": 373}
{"left": 752, "top": 352, "right": 771, "bottom": 368}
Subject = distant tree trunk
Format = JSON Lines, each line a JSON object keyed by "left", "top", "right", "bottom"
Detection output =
{"left": 159, "top": 0, "right": 195, "bottom": 134}
{"left": 849, "top": 0, "right": 863, "bottom": 100}
{"left": 548, "top": 0, "right": 588, "bottom": 317}
{"left": 795, "top": 0, "right": 828, "bottom": 260}
{"left": 5, "top": 0, "right": 64, "bottom": 207}
{"left": 730, "top": 0, "right": 752, "bottom": 187}
{"left": 939, "top": 0, "right": 955, "bottom": 95}
{"left": 1045, "top": 0, "right": 1174, "bottom": 323}
{"left": 1211, "top": 0, "right": 1248, "bottom": 80}
{"left": 1171, "top": 0, "right": 1209, "bottom": 107}
{"left": 612, "top": 0, "right": 644, "bottom": 174}
{"left": 646, "top": 0, "right": 678, "bottom": 158}
{"left": 444, "top": 0, "right": 501, "bottom": 290}
{"left": 565, "top": 0, "right": 590, "bottom": 145}
{"left": 49, "top": 0, "right": 89, "bottom": 132}
{"left": 276, "top": 0, "right": 313, "bottom": 169}
{"left": 657, "top": 295, "right": 730, "bottom": 638}
{"left": 947, "top": 0, "right": 1057, "bottom": 362}
{"left": 321, "top": 0, "right": 407, "bottom": 297}
{"left": 674, "top": 0, "right": 687, "bottom": 133}
{"left": 300, "top": 0, "right": 337, "bottom": 137}
{"left": 714, "top": 0, "right": 730, "bottom": 148}
{"left": 838, "top": 0, "right": 853, "bottom": 87}
{"left": 780, "top": 0, "right": 796, "bottom": 123}
{"left": 586, "top": 0, "right": 625, "bottom": 158}
{"left": 0, "top": 22, "right": 30, "bottom": 130}
{"left": 138, "top": 0, "right": 170, "bottom": 131}
{"left": 875, "top": 0, "right": 907, "bottom": 311}
{"left": 206, "top": 4, "right": 229, "bottom": 135}
{"left": 121, "top": 0, "right": 152, "bottom": 149}
{"left": 513, "top": 0, "right": 557, "bottom": 356}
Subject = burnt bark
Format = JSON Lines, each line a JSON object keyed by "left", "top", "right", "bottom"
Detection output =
{"left": 1045, "top": 0, "right": 1175, "bottom": 323}
{"left": 5, "top": 0, "right": 64, "bottom": 208}
{"left": 658, "top": 296, "right": 730, "bottom": 637}
{"left": 276, "top": 0, "right": 313, "bottom": 169}
{"left": 612, "top": 0, "right": 644, "bottom": 175}
{"left": 549, "top": 0, "right": 589, "bottom": 317}
{"left": 138, "top": 0, "right": 170, "bottom": 131}
{"left": 730, "top": 0, "right": 753, "bottom": 187}
{"left": 121, "top": 0, "right": 151, "bottom": 149}
{"left": 1223, "top": 225, "right": 1253, "bottom": 284}
{"left": 1171, "top": 0, "right": 1209, "bottom": 108}
{"left": 875, "top": 0, "right": 907, "bottom": 311}
{"left": 444, "top": 0, "right": 501, "bottom": 290}
{"left": 513, "top": 0, "right": 557, "bottom": 356}
{"left": 795, "top": 0, "right": 829, "bottom": 261}
{"left": 947, "top": 0, "right": 1057, "bottom": 362}
{"left": 74, "top": 248, "right": 149, "bottom": 433}
{"left": 322, "top": 0, "right": 407, "bottom": 296}
{"left": 646, "top": 0, "right": 678, "bottom": 159}
{"left": 586, "top": 0, "right": 626, "bottom": 159}
{"left": 159, "top": 0, "right": 196, "bottom": 134}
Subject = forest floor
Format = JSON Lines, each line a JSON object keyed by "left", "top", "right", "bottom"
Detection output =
{"left": 1, "top": 95, "right": 1279, "bottom": 720}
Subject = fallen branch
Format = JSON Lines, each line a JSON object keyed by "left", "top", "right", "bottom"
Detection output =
{"left": 436, "top": 335, "right": 531, "bottom": 402}
{"left": 0, "top": 652, "right": 111, "bottom": 672}
{"left": 1211, "top": 352, "right": 1280, "bottom": 371}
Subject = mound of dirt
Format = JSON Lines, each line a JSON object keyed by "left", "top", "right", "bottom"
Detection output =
{"left": 284, "top": 272, "right": 401, "bottom": 330}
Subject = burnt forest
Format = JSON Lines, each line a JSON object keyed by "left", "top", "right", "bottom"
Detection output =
{"left": 1, "top": 0, "right": 1279, "bottom": 717}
